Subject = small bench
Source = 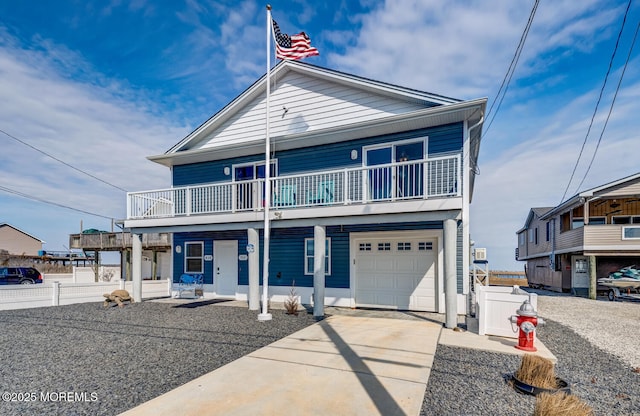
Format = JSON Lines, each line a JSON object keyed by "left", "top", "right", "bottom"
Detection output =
{"left": 175, "top": 274, "right": 204, "bottom": 299}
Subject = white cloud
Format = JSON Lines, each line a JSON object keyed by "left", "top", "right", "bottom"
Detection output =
{"left": 0, "top": 28, "right": 188, "bottom": 229}
{"left": 327, "top": 0, "right": 617, "bottom": 100}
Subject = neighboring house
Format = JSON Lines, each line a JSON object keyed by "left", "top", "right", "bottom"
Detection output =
{"left": 124, "top": 61, "right": 486, "bottom": 315}
{"left": 516, "top": 172, "right": 640, "bottom": 295}
{"left": 68, "top": 231, "right": 172, "bottom": 280}
{"left": 0, "top": 223, "right": 44, "bottom": 256}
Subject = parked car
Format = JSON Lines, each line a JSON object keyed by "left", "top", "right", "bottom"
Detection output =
{"left": 0, "top": 267, "right": 43, "bottom": 285}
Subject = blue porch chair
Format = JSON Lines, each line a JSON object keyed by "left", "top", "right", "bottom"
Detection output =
{"left": 175, "top": 274, "right": 204, "bottom": 299}
{"left": 307, "top": 180, "right": 335, "bottom": 205}
{"left": 273, "top": 184, "right": 297, "bottom": 207}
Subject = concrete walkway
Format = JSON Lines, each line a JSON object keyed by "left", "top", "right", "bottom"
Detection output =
{"left": 122, "top": 305, "right": 555, "bottom": 416}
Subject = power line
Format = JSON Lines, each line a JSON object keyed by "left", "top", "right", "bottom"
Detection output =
{"left": 560, "top": 0, "right": 633, "bottom": 202}
{"left": 0, "top": 184, "right": 115, "bottom": 220}
{"left": 483, "top": 0, "right": 539, "bottom": 136}
{"left": 575, "top": 16, "right": 640, "bottom": 191}
{"left": 0, "top": 128, "right": 128, "bottom": 193}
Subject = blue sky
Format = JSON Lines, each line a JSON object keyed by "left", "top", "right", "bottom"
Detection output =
{"left": 0, "top": 0, "right": 639, "bottom": 269}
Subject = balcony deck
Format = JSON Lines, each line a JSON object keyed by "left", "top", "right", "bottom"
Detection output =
{"left": 69, "top": 232, "right": 172, "bottom": 251}
{"left": 127, "top": 155, "right": 461, "bottom": 222}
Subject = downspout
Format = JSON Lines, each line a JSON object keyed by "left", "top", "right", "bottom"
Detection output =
{"left": 459, "top": 113, "right": 483, "bottom": 319}
{"left": 550, "top": 218, "right": 556, "bottom": 270}
{"left": 468, "top": 114, "right": 485, "bottom": 135}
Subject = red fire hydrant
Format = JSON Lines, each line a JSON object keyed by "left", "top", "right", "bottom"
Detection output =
{"left": 509, "top": 299, "right": 544, "bottom": 352}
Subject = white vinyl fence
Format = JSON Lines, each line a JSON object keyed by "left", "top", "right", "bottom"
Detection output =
{"left": 0, "top": 280, "right": 171, "bottom": 311}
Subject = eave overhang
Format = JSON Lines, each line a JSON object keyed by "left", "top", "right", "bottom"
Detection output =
{"left": 148, "top": 98, "right": 486, "bottom": 168}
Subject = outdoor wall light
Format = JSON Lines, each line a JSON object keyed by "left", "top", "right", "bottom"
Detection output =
{"left": 350, "top": 150, "right": 358, "bottom": 160}
{"left": 223, "top": 167, "right": 231, "bottom": 175}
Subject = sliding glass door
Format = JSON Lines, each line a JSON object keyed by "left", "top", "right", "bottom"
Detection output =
{"left": 364, "top": 140, "right": 425, "bottom": 201}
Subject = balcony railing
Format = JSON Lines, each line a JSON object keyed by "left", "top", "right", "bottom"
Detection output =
{"left": 127, "top": 155, "right": 461, "bottom": 220}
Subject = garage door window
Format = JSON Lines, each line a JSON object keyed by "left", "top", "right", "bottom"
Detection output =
{"left": 359, "top": 243, "right": 372, "bottom": 251}
{"left": 304, "top": 238, "right": 331, "bottom": 275}
{"left": 378, "top": 242, "right": 391, "bottom": 251}
{"left": 397, "top": 242, "right": 412, "bottom": 251}
{"left": 418, "top": 242, "right": 433, "bottom": 250}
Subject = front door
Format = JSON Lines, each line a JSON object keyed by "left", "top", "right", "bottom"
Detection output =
{"left": 572, "top": 256, "right": 590, "bottom": 289}
{"left": 214, "top": 240, "right": 238, "bottom": 297}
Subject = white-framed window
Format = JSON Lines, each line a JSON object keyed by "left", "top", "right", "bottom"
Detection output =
{"left": 586, "top": 217, "right": 606, "bottom": 225}
{"left": 232, "top": 160, "right": 277, "bottom": 181}
{"left": 575, "top": 258, "right": 588, "bottom": 273}
{"left": 304, "top": 238, "right": 331, "bottom": 275}
{"left": 519, "top": 232, "right": 525, "bottom": 246}
{"left": 572, "top": 218, "right": 584, "bottom": 229}
{"left": 528, "top": 228, "right": 538, "bottom": 244}
{"left": 184, "top": 242, "right": 204, "bottom": 273}
{"left": 545, "top": 222, "right": 551, "bottom": 242}
{"left": 622, "top": 226, "right": 640, "bottom": 240}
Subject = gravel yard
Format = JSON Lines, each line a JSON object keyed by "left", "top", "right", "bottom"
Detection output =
{"left": 0, "top": 292, "right": 638, "bottom": 415}
{"left": 421, "top": 292, "right": 640, "bottom": 415}
{"left": 0, "top": 300, "right": 318, "bottom": 416}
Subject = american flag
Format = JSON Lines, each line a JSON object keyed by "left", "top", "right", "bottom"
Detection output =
{"left": 272, "top": 19, "right": 319, "bottom": 60}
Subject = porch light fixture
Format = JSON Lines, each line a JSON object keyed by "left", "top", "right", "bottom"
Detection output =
{"left": 350, "top": 150, "right": 358, "bottom": 160}
{"left": 223, "top": 167, "right": 231, "bottom": 175}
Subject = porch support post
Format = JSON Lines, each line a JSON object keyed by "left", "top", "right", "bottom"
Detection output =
{"left": 589, "top": 255, "right": 597, "bottom": 300}
{"left": 313, "top": 225, "right": 326, "bottom": 318}
{"left": 132, "top": 233, "right": 143, "bottom": 303}
{"left": 248, "top": 228, "right": 260, "bottom": 310}
{"left": 444, "top": 218, "right": 458, "bottom": 329}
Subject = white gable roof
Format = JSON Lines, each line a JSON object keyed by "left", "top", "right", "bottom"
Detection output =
{"left": 151, "top": 61, "right": 484, "bottom": 167}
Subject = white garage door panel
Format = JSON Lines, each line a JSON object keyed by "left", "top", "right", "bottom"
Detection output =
{"left": 355, "top": 237, "right": 437, "bottom": 311}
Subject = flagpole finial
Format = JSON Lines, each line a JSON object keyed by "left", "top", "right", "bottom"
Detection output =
{"left": 267, "top": 4, "right": 271, "bottom": 10}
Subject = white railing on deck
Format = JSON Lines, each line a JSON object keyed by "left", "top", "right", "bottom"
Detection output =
{"left": 127, "top": 154, "right": 461, "bottom": 219}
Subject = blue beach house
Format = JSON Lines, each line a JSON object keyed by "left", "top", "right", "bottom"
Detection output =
{"left": 124, "top": 61, "right": 486, "bottom": 316}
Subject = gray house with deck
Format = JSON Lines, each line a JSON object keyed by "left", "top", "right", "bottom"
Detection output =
{"left": 516, "top": 172, "right": 640, "bottom": 296}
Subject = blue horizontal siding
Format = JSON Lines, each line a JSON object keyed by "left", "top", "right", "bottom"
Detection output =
{"left": 172, "top": 123, "right": 463, "bottom": 187}
{"left": 173, "top": 231, "right": 247, "bottom": 285}
{"left": 172, "top": 221, "right": 443, "bottom": 290}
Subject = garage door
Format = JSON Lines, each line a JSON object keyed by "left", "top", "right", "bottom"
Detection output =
{"left": 355, "top": 236, "right": 436, "bottom": 311}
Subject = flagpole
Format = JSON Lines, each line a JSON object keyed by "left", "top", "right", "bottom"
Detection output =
{"left": 258, "top": 4, "right": 273, "bottom": 321}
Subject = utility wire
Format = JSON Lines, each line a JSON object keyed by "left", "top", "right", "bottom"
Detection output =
{"left": 560, "top": 0, "right": 633, "bottom": 202}
{"left": 483, "top": 0, "right": 539, "bottom": 136}
{"left": 0, "top": 128, "right": 128, "bottom": 193}
{"left": 575, "top": 17, "right": 640, "bottom": 191}
{"left": 0, "top": 184, "right": 115, "bottom": 220}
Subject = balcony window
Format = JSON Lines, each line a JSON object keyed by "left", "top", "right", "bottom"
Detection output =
{"left": 613, "top": 216, "right": 640, "bottom": 224}
{"left": 622, "top": 226, "right": 640, "bottom": 239}
{"left": 585, "top": 217, "right": 606, "bottom": 225}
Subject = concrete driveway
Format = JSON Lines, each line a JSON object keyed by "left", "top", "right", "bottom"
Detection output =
{"left": 122, "top": 315, "right": 441, "bottom": 416}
